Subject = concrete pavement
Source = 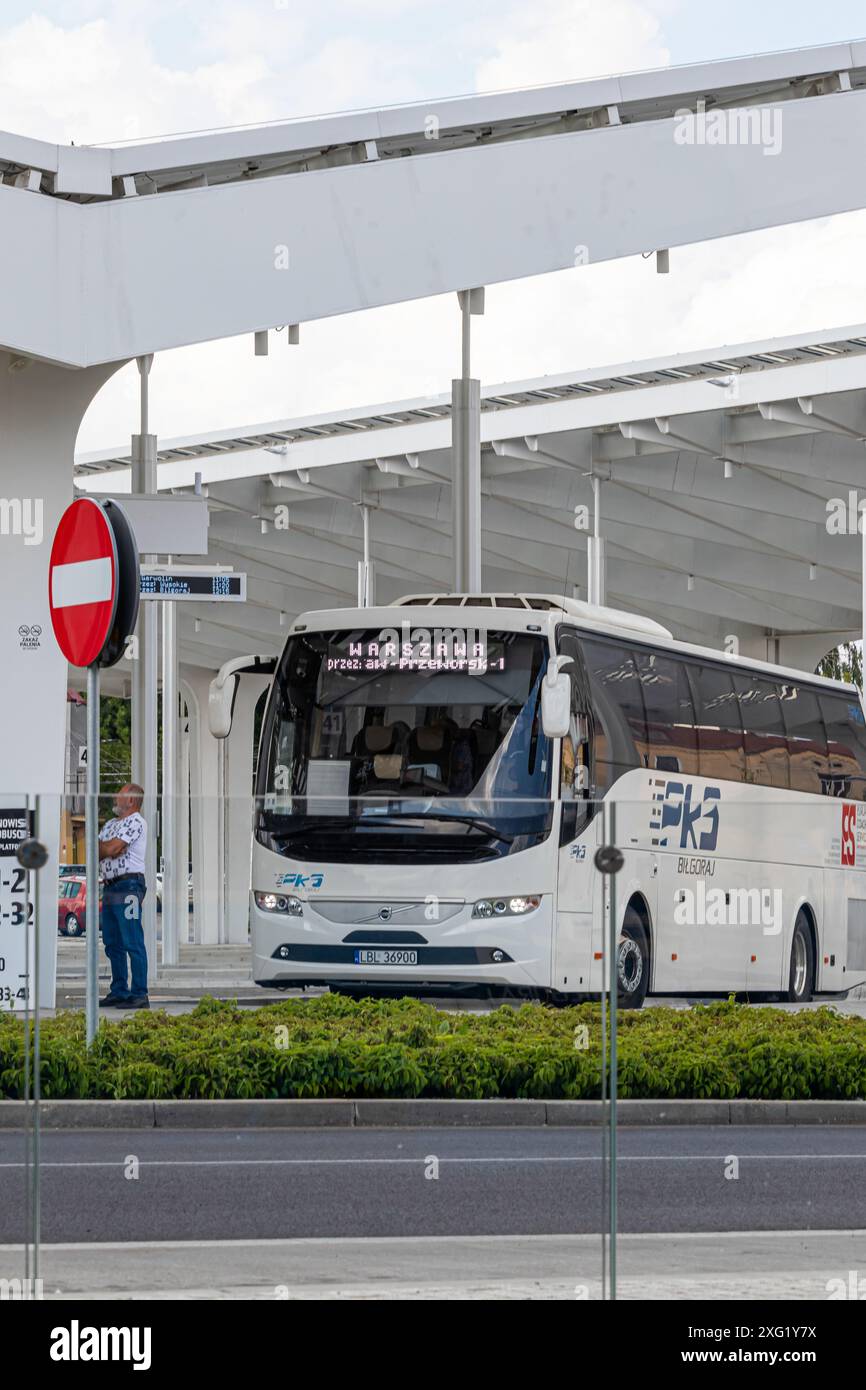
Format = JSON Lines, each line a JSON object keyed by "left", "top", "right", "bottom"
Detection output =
{"left": 3, "top": 1098, "right": 866, "bottom": 1128}
{"left": 2, "top": 1231, "right": 864, "bottom": 1300}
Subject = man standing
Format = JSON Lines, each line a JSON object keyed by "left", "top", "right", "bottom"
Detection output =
{"left": 98, "top": 783, "right": 149, "bottom": 1010}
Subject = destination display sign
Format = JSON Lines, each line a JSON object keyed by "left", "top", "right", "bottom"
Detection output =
{"left": 140, "top": 571, "right": 246, "bottom": 601}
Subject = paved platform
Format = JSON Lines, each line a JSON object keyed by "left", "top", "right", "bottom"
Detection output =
{"left": 54, "top": 940, "right": 281, "bottom": 1011}
{"left": 51, "top": 939, "right": 866, "bottom": 1014}
{"left": 3, "top": 1231, "right": 863, "bottom": 1300}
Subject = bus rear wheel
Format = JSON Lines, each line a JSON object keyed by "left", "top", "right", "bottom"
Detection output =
{"left": 785, "top": 915, "right": 814, "bottom": 1004}
{"left": 617, "top": 908, "right": 649, "bottom": 1010}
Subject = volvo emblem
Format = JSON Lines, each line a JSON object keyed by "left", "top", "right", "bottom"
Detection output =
{"left": 377, "top": 906, "right": 392, "bottom": 922}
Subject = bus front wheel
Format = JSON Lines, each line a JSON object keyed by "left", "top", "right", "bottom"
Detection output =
{"left": 617, "top": 908, "right": 649, "bottom": 1009}
{"left": 785, "top": 915, "right": 815, "bottom": 1004}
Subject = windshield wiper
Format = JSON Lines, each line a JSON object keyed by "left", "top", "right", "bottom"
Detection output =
{"left": 264, "top": 810, "right": 516, "bottom": 844}
{"left": 351, "top": 812, "right": 516, "bottom": 844}
{"left": 263, "top": 815, "right": 355, "bottom": 841}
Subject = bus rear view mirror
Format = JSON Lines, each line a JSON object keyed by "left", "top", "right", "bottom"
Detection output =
{"left": 208, "top": 671, "right": 238, "bottom": 739}
{"left": 541, "top": 655, "right": 573, "bottom": 739}
{"left": 208, "top": 653, "right": 278, "bottom": 739}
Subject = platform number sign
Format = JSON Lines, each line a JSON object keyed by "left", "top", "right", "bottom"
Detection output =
{"left": 0, "top": 809, "right": 33, "bottom": 1011}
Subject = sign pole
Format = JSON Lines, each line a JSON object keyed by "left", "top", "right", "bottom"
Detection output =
{"left": 85, "top": 662, "right": 100, "bottom": 1047}
{"left": 49, "top": 495, "right": 139, "bottom": 1044}
{"left": 16, "top": 830, "right": 48, "bottom": 1299}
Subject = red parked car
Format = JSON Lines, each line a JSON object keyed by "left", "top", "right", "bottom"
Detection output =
{"left": 57, "top": 876, "right": 101, "bottom": 937}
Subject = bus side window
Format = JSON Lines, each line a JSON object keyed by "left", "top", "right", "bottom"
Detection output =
{"left": 734, "top": 676, "right": 789, "bottom": 788}
{"left": 820, "top": 691, "right": 866, "bottom": 800}
{"left": 580, "top": 640, "right": 644, "bottom": 794}
{"left": 780, "top": 685, "right": 828, "bottom": 795}
{"left": 634, "top": 651, "right": 698, "bottom": 776}
{"left": 691, "top": 664, "right": 745, "bottom": 783}
{"left": 843, "top": 696, "right": 866, "bottom": 801}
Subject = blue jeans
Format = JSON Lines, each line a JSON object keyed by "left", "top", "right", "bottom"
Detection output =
{"left": 101, "top": 878, "right": 148, "bottom": 999}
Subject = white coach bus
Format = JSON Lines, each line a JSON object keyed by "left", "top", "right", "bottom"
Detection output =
{"left": 217, "top": 594, "right": 866, "bottom": 1007}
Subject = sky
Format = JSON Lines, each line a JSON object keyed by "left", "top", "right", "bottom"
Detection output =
{"left": 4, "top": 0, "right": 865, "bottom": 450}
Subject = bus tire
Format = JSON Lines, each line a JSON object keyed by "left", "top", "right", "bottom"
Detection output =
{"left": 786, "top": 914, "right": 814, "bottom": 1004}
{"left": 617, "top": 907, "right": 649, "bottom": 1010}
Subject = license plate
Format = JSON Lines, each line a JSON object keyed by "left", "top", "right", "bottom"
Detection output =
{"left": 354, "top": 949, "right": 418, "bottom": 966}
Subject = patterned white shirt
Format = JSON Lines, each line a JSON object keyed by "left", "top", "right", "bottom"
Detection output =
{"left": 99, "top": 812, "right": 147, "bottom": 882}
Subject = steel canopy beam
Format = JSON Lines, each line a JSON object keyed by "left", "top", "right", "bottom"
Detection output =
{"left": 4, "top": 44, "right": 866, "bottom": 365}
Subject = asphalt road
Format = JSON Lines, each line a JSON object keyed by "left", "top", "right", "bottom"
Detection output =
{"left": 2, "top": 1125, "right": 866, "bottom": 1244}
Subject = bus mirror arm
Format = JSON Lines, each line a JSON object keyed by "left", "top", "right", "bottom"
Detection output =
{"left": 209, "top": 671, "right": 238, "bottom": 740}
{"left": 541, "top": 655, "right": 573, "bottom": 740}
{"left": 208, "top": 653, "right": 277, "bottom": 739}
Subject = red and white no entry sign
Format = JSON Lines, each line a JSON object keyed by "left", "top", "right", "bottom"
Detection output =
{"left": 48, "top": 498, "right": 118, "bottom": 668}
{"left": 47, "top": 495, "right": 140, "bottom": 1046}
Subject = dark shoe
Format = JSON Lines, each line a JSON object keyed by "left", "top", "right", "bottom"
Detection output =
{"left": 116, "top": 996, "right": 150, "bottom": 1010}
{"left": 100, "top": 994, "right": 126, "bottom": 1007}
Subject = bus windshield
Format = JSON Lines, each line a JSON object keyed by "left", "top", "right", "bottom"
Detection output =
{"left": 255, "top": 626, "right": 553, "bottom": 859}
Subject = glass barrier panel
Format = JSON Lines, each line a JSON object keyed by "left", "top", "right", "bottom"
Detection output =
{"left": 610, "top": 792, "right": 866, "bottom": 1303}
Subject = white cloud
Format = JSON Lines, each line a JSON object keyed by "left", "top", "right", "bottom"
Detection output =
{"left": 1, "top": 2, "right": 860, "bottom": 464}
{"left": 0, "top": 8, "right": 424, "bottom": 147}
{"left": 0, "top": 15, "right": 270, "bottom": 144}
{"left": 472, "top": 0, "right": 670, "bottom": 92}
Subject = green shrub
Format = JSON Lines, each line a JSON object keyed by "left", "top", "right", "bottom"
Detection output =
{"left": 0, "top": 997, "right": 864, "bottom": 1102}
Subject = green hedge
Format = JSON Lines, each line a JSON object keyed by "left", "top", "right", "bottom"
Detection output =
{"left": 1, "top": 996, "right": 865, "bottom": 1101}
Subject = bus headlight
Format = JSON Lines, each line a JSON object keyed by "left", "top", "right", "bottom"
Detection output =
{"left": 472, "top": 895, "right": 541, "bottom": 918}
{"left": 255, "top": 891, "right": 303, "bottom": 916}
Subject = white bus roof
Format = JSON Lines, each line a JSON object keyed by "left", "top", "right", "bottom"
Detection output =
{"left": 291, "top": 594, "right": 859, "bottom": 697}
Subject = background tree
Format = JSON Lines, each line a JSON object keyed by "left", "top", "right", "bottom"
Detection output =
{"left": 817, "top": 641, "right": 863, "bottom": 690}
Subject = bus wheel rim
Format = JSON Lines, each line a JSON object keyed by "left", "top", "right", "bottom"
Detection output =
{"left": 792, "top": 932, "right": 807, "bottom": 997}
{"left": 617, "top": 937, "right": 642, "bottom": 994}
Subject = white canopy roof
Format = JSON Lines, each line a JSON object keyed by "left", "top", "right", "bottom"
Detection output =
{"left": 76, "top": 322, "right": 866, "bottom": 679}
{"left": 3, "top": 42, "right": 866, "bottom": 366}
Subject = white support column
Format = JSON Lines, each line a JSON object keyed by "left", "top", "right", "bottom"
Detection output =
{"left": 452, "top": 288, "right": 484, "bottom": 592}
{"left": 130, "top": 354, "right": 159, "bottom": 984}
{"left": 224, "top": 676, "right": 270, "bottom": 944}
{"left": 587, "top": 474, "right": 606, "bottom": 607}
{"left": 180, "top": 668, "right": 221, "bottom": 946}
{"left": 357, "top": 503, "right": 376, "bottom": 606}
{"left": 737, "top": 631, "right": 849, "bottom": 674}
{"left": 160, "top": 587, "right": 179, "bottom": 966}
{"left": 179, "top": 702, "right": 190, "bottom": 947}
{"left": 777, "top": 633, "right": 845, "bottom": 673}
{"left": 0, "top": 355, "right": 119, "bottom": 1010}
{"left": 217, "top": 736, "right": 228, "bottom": 944}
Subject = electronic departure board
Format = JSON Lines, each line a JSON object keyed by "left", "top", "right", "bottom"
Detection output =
{"left": 139, "top": 570, "right": 246, "bottom": 601}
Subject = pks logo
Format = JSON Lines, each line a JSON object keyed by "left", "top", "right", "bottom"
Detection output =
{"left": 277, "top": 871, "right": 324, "bottom": 889}
{"left": 650, "top": 780, "right": 720, "bottom": 852}
{"left": 842, "top": 803, "right": 856, "bottom": 866}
